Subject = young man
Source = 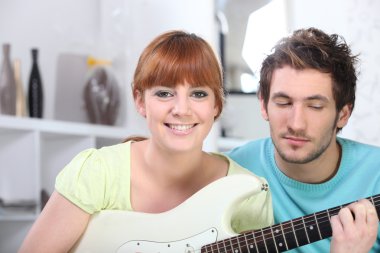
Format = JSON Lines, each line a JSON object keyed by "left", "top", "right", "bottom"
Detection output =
{"left": 228, "top": 27, "right": 380, "bottom": 252}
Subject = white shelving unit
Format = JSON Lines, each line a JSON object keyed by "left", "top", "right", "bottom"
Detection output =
{"left": 0, "top": 115, "right": 131, "bottom": 252}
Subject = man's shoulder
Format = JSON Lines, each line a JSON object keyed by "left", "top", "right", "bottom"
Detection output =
{"left": 226, "top": 137, "right": 272, "bottom": 159}
{"left": 226, "top": 137, "right": 272, "bottom": 173}
{"left": 339, "top": 137, "right": 380, "bottom": 152}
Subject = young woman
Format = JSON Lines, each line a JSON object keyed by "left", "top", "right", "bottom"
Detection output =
{"left": 19, "top": 30, "right": 273, "bottom": 252}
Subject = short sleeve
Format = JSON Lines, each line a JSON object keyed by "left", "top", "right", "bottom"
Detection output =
{"left": 55, "top": 148, "right": 108, "bottom": 214}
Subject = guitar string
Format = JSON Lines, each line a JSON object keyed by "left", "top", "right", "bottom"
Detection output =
{"left": 201, "top": 218, "right": 330, "bottom": 253}
{"left": 219, "top": 198, "right": 380, "bottom": 252}
{"left": 202, "top": 197, "right": 380, "bottom": 252}
{"left": 200, "top": 197, "right": 380, "bottom": 252}
{"left": 202, "top": 209, "right": 377, "bottom": 253}
{"left": 201, "top": 215, "right": 333, "bottom": 253}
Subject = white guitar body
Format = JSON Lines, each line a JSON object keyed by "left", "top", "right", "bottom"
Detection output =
{"left": 71, "top": 174, "right": 264, "bottom": 253}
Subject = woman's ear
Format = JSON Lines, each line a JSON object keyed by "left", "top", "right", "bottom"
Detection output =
{"left": 135, "top": 90, "right": 146, "bottom": 117}
{"left": 213, "top": 105, "right": 219, "bottom": 119}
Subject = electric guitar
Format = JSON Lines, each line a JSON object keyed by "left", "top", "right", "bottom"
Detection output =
{"left": 71, "top": 174, "right": 380, "bottom": 252}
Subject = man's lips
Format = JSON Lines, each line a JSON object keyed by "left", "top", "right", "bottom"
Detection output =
{"left": 284, "top": 136, "right": 309, "bottom": 146}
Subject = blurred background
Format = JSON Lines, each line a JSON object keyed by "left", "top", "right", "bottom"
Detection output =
{"left": 1, "top": 0, "right": 380, "bottom": 251}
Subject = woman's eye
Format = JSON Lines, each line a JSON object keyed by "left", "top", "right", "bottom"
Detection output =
{"left": 155, "top": 91, "right": 173, "bottom": 98}
{"left": 192, "top": 91, "right": 208, "bottom": 98}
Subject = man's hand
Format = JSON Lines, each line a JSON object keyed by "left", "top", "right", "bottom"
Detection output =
{"left": 330, "top": 199, "right": 379, "bottom": 253}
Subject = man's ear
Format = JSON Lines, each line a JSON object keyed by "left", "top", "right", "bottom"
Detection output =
{"left": 337, "top": 104, "right": 352, "bottom": 129}
{"left": 260, "top": 96, "right": 269, "bottom": 121}
{"left": 135, "top": 90, "right": 146, "bottom": 117}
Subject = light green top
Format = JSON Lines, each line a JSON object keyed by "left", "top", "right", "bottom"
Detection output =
{"left": 55, "top": 141, "right": 273, "bottom": 233}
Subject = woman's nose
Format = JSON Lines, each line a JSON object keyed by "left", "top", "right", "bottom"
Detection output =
{"left": 172, "top": 96, "right": 191, "bottom": 116}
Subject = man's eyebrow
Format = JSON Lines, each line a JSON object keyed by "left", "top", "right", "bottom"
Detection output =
{"left": 305, "top": 95, "right": 329, "bottom": 102}
{"left": 271, "top": 92, "right": 290, "bottom": 99}
{"left": 271, "top": 92, "right": 330, "bottom": 102}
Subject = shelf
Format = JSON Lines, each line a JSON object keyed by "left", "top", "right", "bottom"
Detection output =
{"left": 0, "top": 209, "right": 37, "bottom": 221}
{"left": 0, "top": 115, "right": 130, "bottom": 139}
{"left": 0, "top": 115, "right": 132, "bottom": 251}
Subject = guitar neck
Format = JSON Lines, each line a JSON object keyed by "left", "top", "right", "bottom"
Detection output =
{"left": 202, "top": 194, "right": 380, "bottom": 253}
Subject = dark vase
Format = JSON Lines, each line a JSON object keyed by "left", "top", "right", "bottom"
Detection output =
{"left": 28, "top": 48, "right": 43, "bottom": 118}
{"left": 0, "top": 43, "right": 17, "bottom": 115}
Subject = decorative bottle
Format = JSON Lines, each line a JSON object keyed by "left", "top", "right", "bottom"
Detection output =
{"left": 13, "top": 59, "right": 27, "bottom": 117}
{"left": 0, "top": 43, "right": 17, "bottom": 115}
{"left": 28, "top": 48, "right": 43, "bottom": 118}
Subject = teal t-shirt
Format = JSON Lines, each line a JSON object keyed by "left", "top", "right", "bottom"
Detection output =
{"left": 56, "top": 141, "right": 274, "bottom": 234}
{"left": 227, "top": 137, "right": 380, "bottom": 252}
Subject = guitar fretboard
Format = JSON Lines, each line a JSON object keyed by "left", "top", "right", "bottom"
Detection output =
{"left": 202, "top": 194, "right": 380, "bottom": 253}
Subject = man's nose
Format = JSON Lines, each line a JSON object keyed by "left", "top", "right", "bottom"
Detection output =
{"left": 288, "top": 105, "right": 306, "bottom": 132}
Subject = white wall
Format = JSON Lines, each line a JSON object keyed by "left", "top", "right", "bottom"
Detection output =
{"left": 221, "top": 94, "right": 269, "bottom": 139}
{"left": 0, "top": 0, "right": 101, "bottom": 120}
{"left": 224, "top": 0, "right": 380, "bottom": 147}
{"left": 0, "top": 0, "right": 219, "bottom": 150}
{"left": 287, "top": 0, "right": 380, "bottom": 146}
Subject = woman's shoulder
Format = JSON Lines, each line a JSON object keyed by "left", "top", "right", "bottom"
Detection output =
{"left": 58, "top": 142, "right": 131, "bottom": 179}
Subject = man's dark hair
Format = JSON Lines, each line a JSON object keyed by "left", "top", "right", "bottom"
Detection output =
{"left": 258, "top": 27, "right": 358, "bottom": 119}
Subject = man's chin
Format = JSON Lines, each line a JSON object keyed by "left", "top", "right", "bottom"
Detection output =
{"left": 278, "top": 150, "right": 313, "bottom": 164}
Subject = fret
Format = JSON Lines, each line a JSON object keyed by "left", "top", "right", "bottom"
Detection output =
{"left": 261, "top": 227, "right": 278, "bottom": 252}
{"left": 303, "top": 215, "right": 321, "bottom": 243}
{"left": 242, "top": 232, "right": 252, "bottom": 253}
{"left": 370, "top": 196, "right": 375, "bottom": 205}
{"left": 279, "top": 223, "right": 289, "bottom": 250}
{"left": 282, "top": 221, "right": 298, "bottom": 250}
{"left": 371, "top": 196, "right": 380, "bottom": 217}
{"left": 234, "top": 236, "right": 242, "bottom": 253}
{"left": 271, "top": 224, "right": 287, "bottom": 252}
{"left": 372, "top": 195, "right": 380, "bottom": 217}
{"left": 301, "top": 216, "right": 310, "bottom": 244}
{"left": 313, "top": 212, "right": 323, "bottom": 240}
{"left": 292, "top": 218, "right": 309, "bottom": 247}
{"left": 228, "top": 234, "right": 241, "bottom": 253}
{"left": 261, "top": 229, "right": 269, "bottom": 252}
{"left": 290, "top": 219, "right": 300, "bottom": 247}
{"left": 243, "top": 230, "right": 258, "bottom": 253}
{"left": 368, "top": 197, "right": 376, "bottom": 207}
{"left": 207, "top": 238, "right": 230, "bottom": 253}
{"left": 222, "top": 236, "right": 227, "bottom": 253}
{"left": 222, "top": 237, "right": 232, "bottom": 253}
{"left": 207, "top": 242, "right": 217, "bottom": 253}
{"left": 209, "top": 240, "right": 218, "bottom": 253}
{"left": 216, "top": 241, "right": 221, "bottom": 253}
{"left": 252, "top": 229, "right": 265, "bottom": 252}
{"left": 318, "top": 209, "right": 333, "bottom": 239}
{"left": 202, "top": 244, "right": 212, "bottom": 253}
{"left": 269, "top": 226, "right": 279, "bottom": 253}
